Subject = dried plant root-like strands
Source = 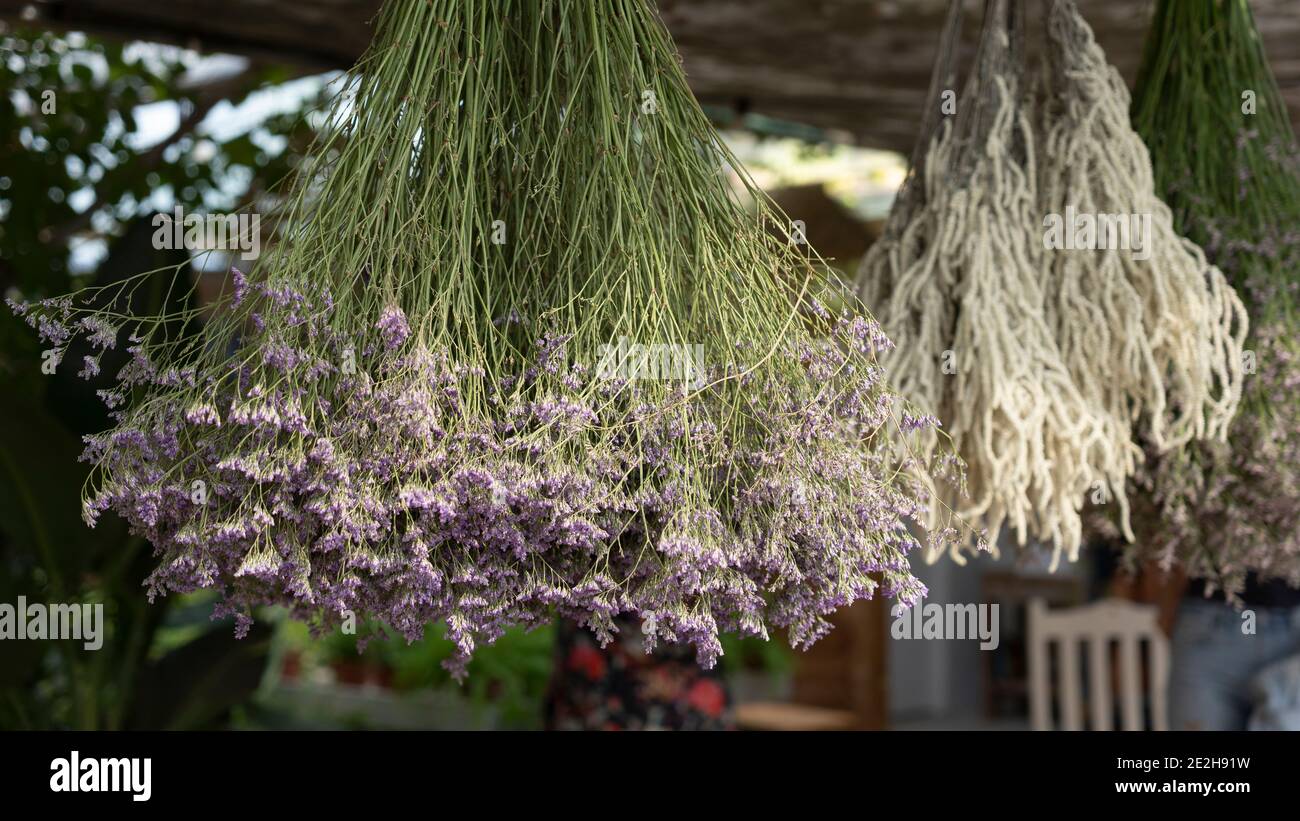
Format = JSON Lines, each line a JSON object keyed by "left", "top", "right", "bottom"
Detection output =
{"left": 936, "top": 76, "right": 1105, "bottom": 568}
{"left": 857, "top": 0, "right": 972, "bottom": 528}
{"left": 1038, "top": 0, "right": 1248, "bottom": 477}
{"left": 860, "top": 0, "right": 1107, "bottom": 567}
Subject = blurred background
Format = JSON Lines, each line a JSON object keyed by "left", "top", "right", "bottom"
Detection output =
{"left": 2, "top": 0, "right": 1297, "bottom": 731}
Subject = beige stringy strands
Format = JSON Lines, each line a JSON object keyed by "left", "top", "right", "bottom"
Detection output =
{"left": 862, "top": 49, "right": 1110, "bottom": 568}
{"left": 857, "top": 0, "right": 1248, "bottom": 569}
{"left": 1038, "top": 0, "right": 1247, "bottom": 474}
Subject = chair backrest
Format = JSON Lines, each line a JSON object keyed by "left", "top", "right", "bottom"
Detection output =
{"left": 1027, "top": 598, "right": 1169, "bottom": 731}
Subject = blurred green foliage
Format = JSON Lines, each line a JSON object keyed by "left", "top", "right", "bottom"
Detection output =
{"left": 289, "top": 620, "right": 557, "bottom": 729}
{"left": 0, "top": 27, "right": 318, "bottom": 729}
{"left": 0, "top": 28, "right": 313, "bottom": 291}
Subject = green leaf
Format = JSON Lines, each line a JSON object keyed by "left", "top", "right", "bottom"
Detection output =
{"left": 0, "top": 396, "right": 97, "bottom": 592}
{"left": 126, "top": 621, "right": 273, "bottom": 730}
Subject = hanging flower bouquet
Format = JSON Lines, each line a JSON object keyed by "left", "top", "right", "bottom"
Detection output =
{"left": 11, "top": 0, "right": 972, "bottom": 673}
{"left": 1120, "top": 0, "right": 1300, "bottom": 598}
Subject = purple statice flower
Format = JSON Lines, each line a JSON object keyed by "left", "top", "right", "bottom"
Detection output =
{"left": 533, "top": 330, "right": 572, "bottom": 375}
{"left": 262, "top": 338, "right": 304, "bottom": 371}
{"left": 36, "top": 314, "right": 71, "bottom": 347}
{"left": 229, "top": 266, "right": 249, "bottom": 308}
{"left": 78, "top": 355, "right": 101, "bottom": 379}
{"left": 25, "top": 260, "right": 950, "bottom": 677}
{"left": 184, "top": 402, "right": 222, "bottom": 426}
{"left": 79, "top": 316, "right": 119, "bottom": 350}
{"left": 376, "top": 305, "right": 410, "bottom": 349}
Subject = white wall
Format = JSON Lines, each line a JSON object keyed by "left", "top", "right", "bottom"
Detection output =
{"left": 887, "top": 535, "right": 1089, "bottom": 722}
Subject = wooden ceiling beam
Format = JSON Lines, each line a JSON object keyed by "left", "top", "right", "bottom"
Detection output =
{"left": 4, "top": 0, "right": 1299, "bottom": 154}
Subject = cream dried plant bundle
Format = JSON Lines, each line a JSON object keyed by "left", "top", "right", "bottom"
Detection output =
{"left": 859, "top": 0, "right": 1248, "bottom": 568}
{"left": 1036, "top": 0, "right": 1247, "bottom": 542}
{"left": 859, "top": 0, "right": 1105, "bottom": 567}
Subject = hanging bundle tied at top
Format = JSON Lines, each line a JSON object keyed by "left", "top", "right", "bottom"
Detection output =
{"left": 1118, "top": 0, "right": 1300, "bottom": 599}
{"left": 856, "top": 0, "right": 1247, "bottom": 569}
{"left": 10, "top": 0, "right": 974, "bottom": 674}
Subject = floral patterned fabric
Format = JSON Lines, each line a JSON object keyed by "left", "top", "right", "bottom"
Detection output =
{"left": 544, "top": 618, "right": 734, "bottom": 731}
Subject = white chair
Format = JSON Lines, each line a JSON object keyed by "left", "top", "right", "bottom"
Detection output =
{"left": 1027, "top": 598, "right": 1169, "bottom": 730}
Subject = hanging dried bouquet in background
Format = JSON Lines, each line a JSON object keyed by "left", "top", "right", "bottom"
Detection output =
{"left": 1119, "top": 0, "right": 1300, "bottom": 599}
{"left": 857, "top": 0, "right": 1246, "bottom": 568}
